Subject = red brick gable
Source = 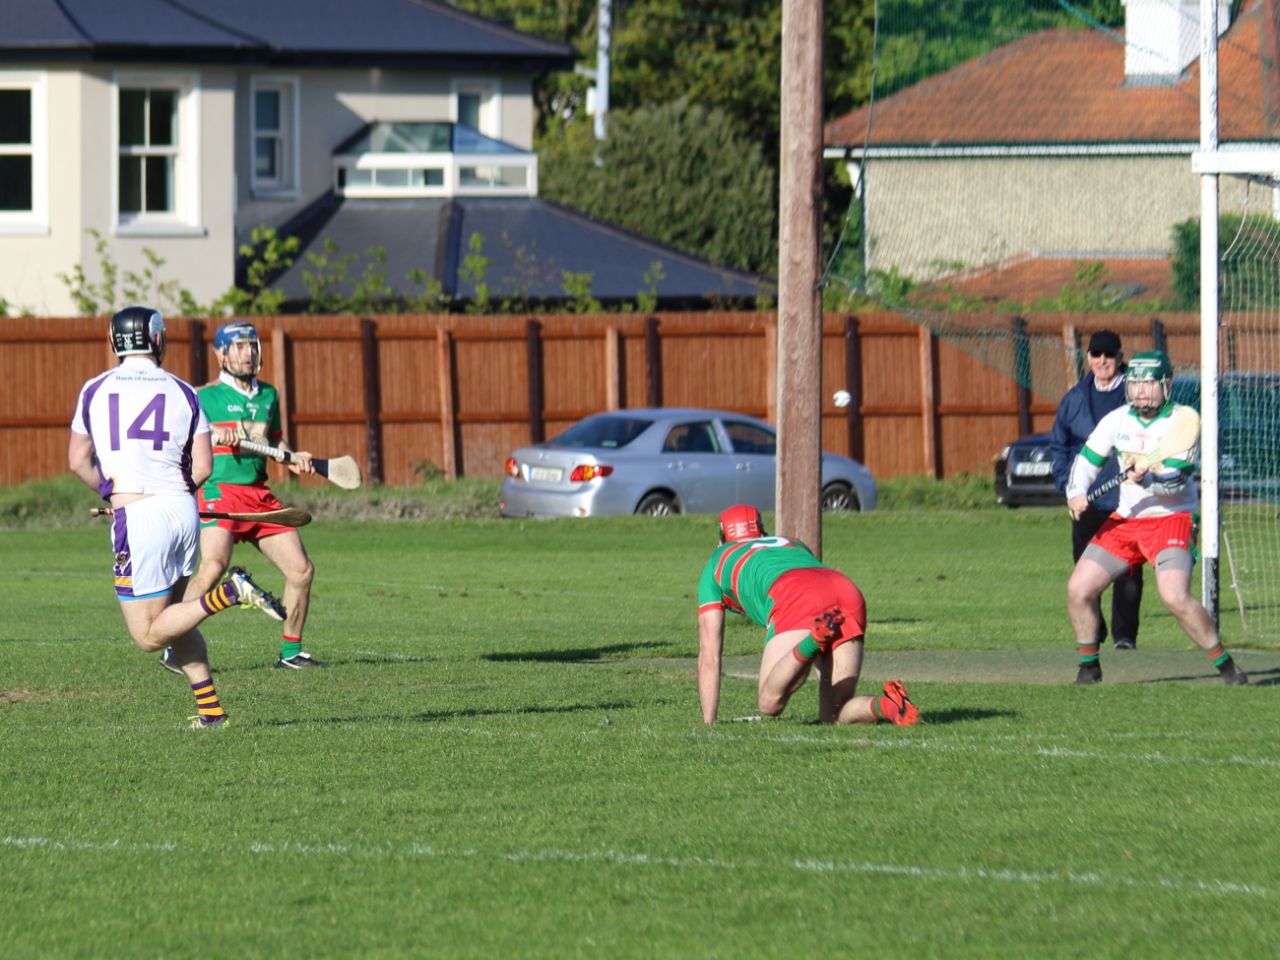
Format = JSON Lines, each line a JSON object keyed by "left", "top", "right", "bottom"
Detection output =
{"left": 826, "top": 1, "right": 1277, "bottom": 148}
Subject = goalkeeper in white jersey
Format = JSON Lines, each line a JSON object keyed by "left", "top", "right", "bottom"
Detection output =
{"left": 1063, "top": 350, "right": 1247, "bottom": 686}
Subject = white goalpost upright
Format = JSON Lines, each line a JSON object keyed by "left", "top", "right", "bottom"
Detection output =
{"left": 1196, "top": 0, "right": 1222, "bottom": 625}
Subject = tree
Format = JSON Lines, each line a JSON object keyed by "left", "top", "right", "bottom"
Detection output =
{"left": 538, "top": 98, "right": 777, "bottom": 274}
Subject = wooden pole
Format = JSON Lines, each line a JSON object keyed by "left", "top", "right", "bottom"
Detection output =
{"left": 644, "top": 316, "right": 662, "bottom": 408}
{"left": 604, "top": 326, "right": 621, "bottom": 411}
{"left": 1063, "top": 321, "right": 1081, "bottom": 386}
{"left": 843, "top": 315, "right": 862, "bottom": 461}
{"left": 271, "top": 326, "right": 290, "bottom": 486}
{"left": 775, "top": 0, "right": 824, "bottom": 555}
{"left": 188, "top": 319, "right": 205, "bottom": 385}
{"left": 764, "top": 323, "right": 778, "bottom": 425}
{"left": 526, "top": 318, "right": 544, "bottom": 443}
{"left": 919, "top": 326, "right": 938, "bottom": 478}
{"left": 437, "top": 327, "right": 458, "bottom": 480}
{"left": 360, "top": 318, "right": 383, "bottom": 485}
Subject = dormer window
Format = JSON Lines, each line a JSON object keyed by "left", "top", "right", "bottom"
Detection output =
{"left": 333, "top": 121, "right": 536, "bottom": 199}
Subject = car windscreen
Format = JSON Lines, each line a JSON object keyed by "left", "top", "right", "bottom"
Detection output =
{"left": 551, "top": 416, "right": 653, "bottom": 449}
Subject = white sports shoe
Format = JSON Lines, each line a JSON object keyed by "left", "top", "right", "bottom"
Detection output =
{"left": 226, "top": 566, "right": 286, "bottom": 622}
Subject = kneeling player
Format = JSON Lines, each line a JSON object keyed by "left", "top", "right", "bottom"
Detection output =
{"left": 696, "top": 504, "right": 919, "bottom": 725}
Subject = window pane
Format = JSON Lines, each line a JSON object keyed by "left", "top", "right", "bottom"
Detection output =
{"left": 458, "top": 92, "right": 481, "bottom": 130}
{"left": 0, "top": 155, "right": 32, "bottom": 210}
{"left": 0, "top": 89, "right": 31, "bottom": 144}
{"left": 149, "top": 90, "right": 176, "bottom": 146}
{"left": 255, "top": 89, "right": 280, "bottom": 131}
{"left": 255, "top": 137, "right": 277, "bottom": 179}
{"left": 459, "top": 165, "right": 526, "bottom": 188}
{"left": 411, "top": 168, "right": 444, "bottom": 187}
{"left": 119, "top": 156, "right": 142, "bottom": 213}
{"left": 144, "top": 155, "right": 172, "bottom": 211}
{"left": 120, "top": 89, "right": 146, "bottom": 146}
{"left": 344, "top": 168, "right": 372, "bottom": 187}
{"left": 496, "top": 166, "right": 526, "bottom": 187}
{"left": 724, "top": 422, "right": 776, "bottom": 455}
{"left": 374, "top": 168, "right": 409, "bottom": 188}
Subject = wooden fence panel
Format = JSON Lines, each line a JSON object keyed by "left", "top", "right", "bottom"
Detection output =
{"left": 9, "top": 309, "right": 1260, "bottom": 489}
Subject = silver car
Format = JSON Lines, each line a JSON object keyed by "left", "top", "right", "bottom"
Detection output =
{"left": 500, "top": 407, "right": 877, "bottom": 518}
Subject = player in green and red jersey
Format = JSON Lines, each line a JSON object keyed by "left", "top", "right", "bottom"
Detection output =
{"left": 696, "top": 504, "right": 919, "bottom": 726}
{"left": 169, "top": 321, "right": 323, "bottom": 670}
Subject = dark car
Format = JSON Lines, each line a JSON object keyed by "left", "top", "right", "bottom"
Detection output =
{"left": 993, "top": 434, "right": 1058, "bottom": 507}
{"left": 994, "top": 373, "right": 1280, "bottom": 507}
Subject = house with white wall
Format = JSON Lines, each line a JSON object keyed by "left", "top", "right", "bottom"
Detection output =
{"left": 0, "top": 0, "right": 761, "bottom": 315}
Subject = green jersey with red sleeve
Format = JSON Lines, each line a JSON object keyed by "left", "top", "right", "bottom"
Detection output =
{"left": 697, "top": 536, "right": 825, "bottom": 627}
{"left": 197, "top": 376, "right": 283, "bottom": 493}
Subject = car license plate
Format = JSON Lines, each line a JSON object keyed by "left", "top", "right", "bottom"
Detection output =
{"left": 1013, "top": 462, "right": 1051, "bottom": 477}
{"left": 529, "top": 466, "right": 563, "bottom": 482}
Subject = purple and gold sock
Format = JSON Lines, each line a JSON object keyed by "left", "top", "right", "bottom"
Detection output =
{"left": 199, "top": 581, "right": 240, "bottom": 615}
{"left": 190, "top": 678, "right": 225, "bottom": 723}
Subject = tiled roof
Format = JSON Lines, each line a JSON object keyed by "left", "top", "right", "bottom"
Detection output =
{"left": 826, "top": 0, "right": 1278, "bottom": 148}
{"left": 925, "top": 255, "right": 1174, "bottom": 307}
{"left": 0, "top": 0, "right": 575, "bottom": 66}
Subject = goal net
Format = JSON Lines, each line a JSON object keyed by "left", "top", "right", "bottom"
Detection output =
{"left": 1215, "top": 184, "right": 1280, "bottom": 643}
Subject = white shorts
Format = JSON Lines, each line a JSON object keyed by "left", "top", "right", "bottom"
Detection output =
{"left": 108, "top": 495, "right": 199, "bottom": 600}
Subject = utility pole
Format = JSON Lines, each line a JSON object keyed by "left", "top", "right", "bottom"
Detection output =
{"left": 775, "top": 0, "right": 825, "bottom": 555}
{"left": 594, "top": 0, "right": 612, "bottom": 142}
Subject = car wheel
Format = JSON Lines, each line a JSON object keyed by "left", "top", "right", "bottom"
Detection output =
{"left": 635, "top": 492, "right": 679, "bottom": 516}
{"left": 820, "top": 482, "right": 860, "bottom": 512}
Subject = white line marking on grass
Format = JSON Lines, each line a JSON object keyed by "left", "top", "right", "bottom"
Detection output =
{"left": 366, "top": 579, "right": 675, "bottom": 602}
{"left": 701, "top": 730, "right": 1280, "bottom": 770}
{"left": 3, "top": 835, "right": 1267, "bottom": 899}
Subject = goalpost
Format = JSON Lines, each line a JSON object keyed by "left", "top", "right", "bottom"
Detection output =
{"left": 1192, "top": 0, "right": 1280, "bottom": 643}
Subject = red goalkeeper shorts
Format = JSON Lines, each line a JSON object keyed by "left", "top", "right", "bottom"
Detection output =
{"left": 1092, "top": 512, "right": 1193, "bottom": 568}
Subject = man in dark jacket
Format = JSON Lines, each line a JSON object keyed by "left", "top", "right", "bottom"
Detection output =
{"left": 1050, "top": 330, "right": 1144, "bottom": 649}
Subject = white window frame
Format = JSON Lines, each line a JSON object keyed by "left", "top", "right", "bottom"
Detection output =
{"left": 112, "top": 71, "right": 203, "bottom": 236}
{"left": 249, "top": 75, "right": 300, "bottom": 199}
{"left": 451, "top": 79, "right": 501, "bottom": 138}
{"left": 0, "top": 72, "right": 48, "bottom": 234}
{"left": 333, "top": 151, "right": 536, "bottom": 199}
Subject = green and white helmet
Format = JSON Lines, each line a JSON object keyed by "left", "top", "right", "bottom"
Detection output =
{"left": 1126, "top": 350, "right": 1172, "bottom": 412}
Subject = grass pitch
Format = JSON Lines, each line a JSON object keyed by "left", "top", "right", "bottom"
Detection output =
{"left": 2, "top": 509, "right": 1276, "bottom": 958}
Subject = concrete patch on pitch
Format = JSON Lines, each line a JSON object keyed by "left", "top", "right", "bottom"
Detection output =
{"left": 645, "top": 650, "right": 1280, "bottom": 686}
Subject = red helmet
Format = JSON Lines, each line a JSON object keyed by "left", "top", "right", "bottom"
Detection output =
{"left": 719, "top": 504, "right": 765, "bottom": 542}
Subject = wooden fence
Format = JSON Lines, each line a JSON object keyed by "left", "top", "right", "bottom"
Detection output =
{"left": 1, "top": 311, "right": 1213, "bottom": 488}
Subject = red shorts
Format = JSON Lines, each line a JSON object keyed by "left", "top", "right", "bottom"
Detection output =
{"left": 198, "top": 483, "right": 296, "bottom": 542}
{"left": 766, "top": 567, "right": 867, "bottom": 650}
{"left": 1092, "top": 513, "right": 1194, "bottom": 568}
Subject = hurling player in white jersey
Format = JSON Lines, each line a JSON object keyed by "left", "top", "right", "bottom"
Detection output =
{"left": 69, "top": 306, "right": 288, "bottom": 728}
{"left": 1064, "top": 350, "right": 1246, "bottom": 686}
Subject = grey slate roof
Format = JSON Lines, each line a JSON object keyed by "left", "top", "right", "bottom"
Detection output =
{"left": 264, "top": 196, "right": 768, "bottom": 308}
{"left": 0, "top": 0, "right": 574, "bottom": 68}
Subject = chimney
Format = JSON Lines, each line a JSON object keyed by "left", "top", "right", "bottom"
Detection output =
{"left": 1123, "top": 0, "right": 1230, "bottom": 82}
